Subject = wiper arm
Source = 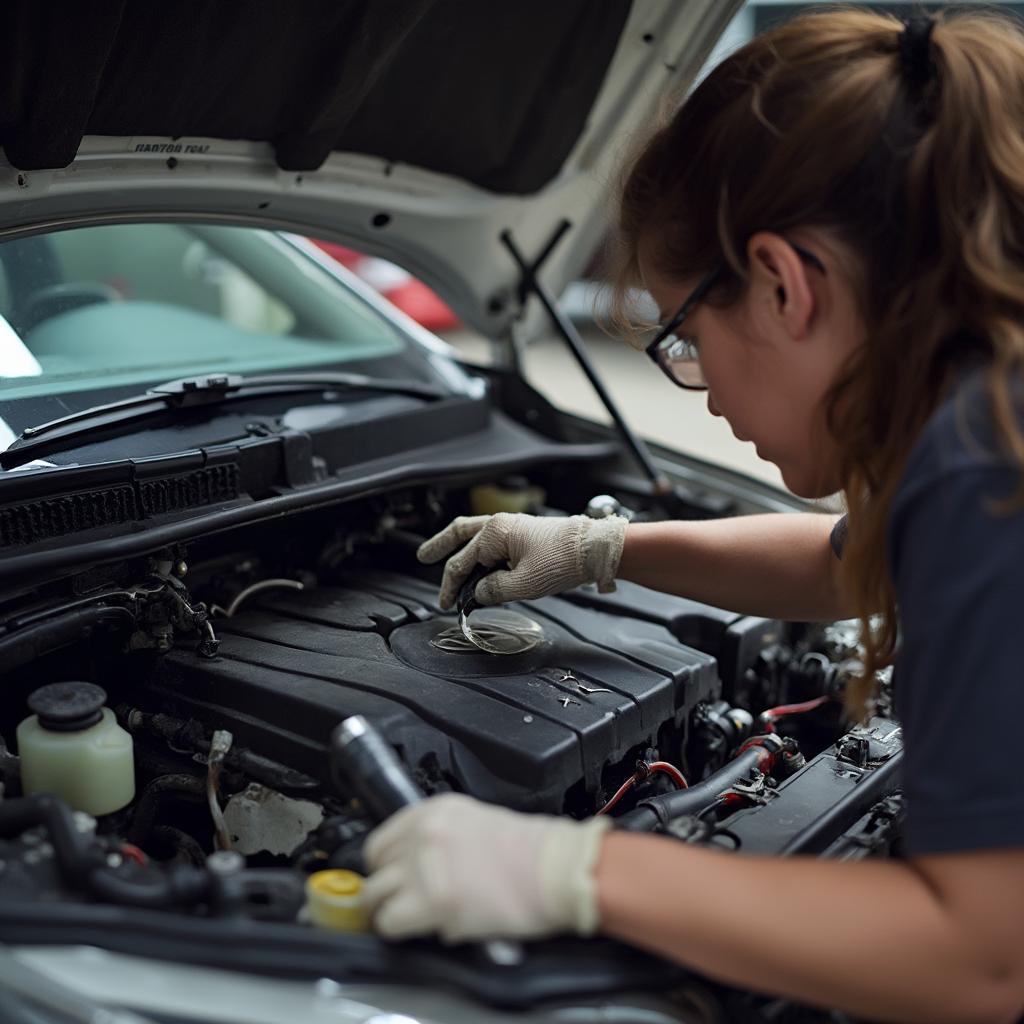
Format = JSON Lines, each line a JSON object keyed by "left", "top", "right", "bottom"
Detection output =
{"left": 1, "top": 371, "right": 447, "bottom": 470}
{"left": 22, "top": 372, "right": 446, "bottom": 438}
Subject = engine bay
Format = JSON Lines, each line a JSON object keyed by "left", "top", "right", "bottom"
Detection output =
{"left": 157, "top": 572, "right": 721, "bottom": 816}
{"left": 0, "top": 472, "right": 905, "bottom": 1017}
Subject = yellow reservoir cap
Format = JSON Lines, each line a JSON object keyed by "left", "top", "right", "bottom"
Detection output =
{"left": 306, "top": 869, "right": 370, "bottom": 932}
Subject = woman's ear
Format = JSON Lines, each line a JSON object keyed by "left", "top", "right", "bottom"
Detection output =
{"left": 745, "top": 232, "right": 815, "bottom": 342}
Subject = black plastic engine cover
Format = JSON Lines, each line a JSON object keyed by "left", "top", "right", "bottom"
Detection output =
{"left": 150, "top": 572, "right": 719, "bottom": 812}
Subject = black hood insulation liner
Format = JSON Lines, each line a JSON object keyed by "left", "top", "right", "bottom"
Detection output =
{"left": 0, "top": 0, "right": 631, "bottom": 193}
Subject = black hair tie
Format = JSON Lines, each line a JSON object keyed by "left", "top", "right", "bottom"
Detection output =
{"left": 898, "top": 15, "right": 935, "bottom": 89}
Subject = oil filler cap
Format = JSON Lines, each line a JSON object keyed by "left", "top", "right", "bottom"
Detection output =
{"left": 28, "top": 682, "right": 107, "bottom": 732}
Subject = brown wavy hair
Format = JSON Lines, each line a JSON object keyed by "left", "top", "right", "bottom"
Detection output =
{"left": 611, "top": 7, "right": 1024, "bottom": 714}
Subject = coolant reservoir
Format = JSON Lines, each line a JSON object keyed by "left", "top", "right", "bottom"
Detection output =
{"left": 469, "top": 479, "right": 546, "bottom": 516}
{"left": 17, "top": 682, "right": 135, "bottom": 816}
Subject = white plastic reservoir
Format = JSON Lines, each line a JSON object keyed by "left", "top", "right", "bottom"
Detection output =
{"left": 18, "top": 682, "right": 135, "bottom": 816}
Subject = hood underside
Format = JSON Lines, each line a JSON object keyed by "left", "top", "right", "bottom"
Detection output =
{"left": 0, "top": 0, "right": 740, "bottom": 337}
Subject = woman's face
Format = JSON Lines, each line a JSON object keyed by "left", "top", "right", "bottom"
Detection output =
{"left": 638, "top": 229, "right": 865, "bottom": 498}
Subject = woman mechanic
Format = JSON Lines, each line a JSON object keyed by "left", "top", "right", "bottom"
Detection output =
{"left": 361, "top": 9, "right": 1024, "bottom": 1022}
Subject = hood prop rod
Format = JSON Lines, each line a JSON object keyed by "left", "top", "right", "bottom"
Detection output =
{"left": 500, "top": 223, "right": 673, "bottom": 500}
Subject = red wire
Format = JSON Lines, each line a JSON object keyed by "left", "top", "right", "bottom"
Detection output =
{"left": 761, "top": 695, "right": 832, "bottom": 732}
{"left": 596, "top": 760, "right": 688, "bottom": 815}
{"left": 596, "top": 776, "right": 637, "bottom": 816}
{"left": 120, "top": 843, "right": 148, "bottom": 866}
{"left": 647, "top": 761, "right": 689, "bottom": 789}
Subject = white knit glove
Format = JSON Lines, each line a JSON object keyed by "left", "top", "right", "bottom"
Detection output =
{"left": 417, "top": 513, "right": 629, "bottom": 609}
{"left": 362, "top": 793, "right": 612, "bottom": 943}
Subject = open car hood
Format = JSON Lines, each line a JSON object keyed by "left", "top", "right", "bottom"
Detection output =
{"left": 0, "top": 0, "right": 740, "bottom": 339}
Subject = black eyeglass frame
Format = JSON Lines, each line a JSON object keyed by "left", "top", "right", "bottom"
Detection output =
{"left": 644, "top": 242, "right": 826, "bottom": 391}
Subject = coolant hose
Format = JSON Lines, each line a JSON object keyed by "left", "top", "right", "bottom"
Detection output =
{"left": 615, "top": 746, "right": 773, "bottom": 832}
{"left": 126, "top": 774, "right": 207, "bottom": 846}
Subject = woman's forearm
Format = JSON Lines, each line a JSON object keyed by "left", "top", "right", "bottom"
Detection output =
{"left": 596, "top": 834, "right": 1024, "bottom": 1024}
{"left": 618, "top": 512, "right": 852, "bottom": 621}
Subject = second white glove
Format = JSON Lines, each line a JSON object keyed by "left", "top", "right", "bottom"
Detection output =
{"left": 417, "top": 512, "right": 629, "bottom": 610}
{"left": 362, "top": 793, "right": 612, "bottom": 943}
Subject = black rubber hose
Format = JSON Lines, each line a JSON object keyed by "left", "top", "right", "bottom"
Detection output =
{"left": 126, "top": 773, "right": 206, "bottom": 846}
{"left": 89, "top": 863, "right": 209, "bottom": 909}
{"left": 153, "top": 825, "right": 208, "bottom": 866}
{"left": 0, "top": 793, "right": 210, "bottom": 909}
{"left": 615, "top": 748, "right": 768, "bottom": 832}
{"left": 0, "top": 605, "right": 134, "bottom": 676}
{"left": 0, "top": 792, "right": 95, "bottom": 881}
{"left": 124, "top": 710, "right": 321, "bottom": 798}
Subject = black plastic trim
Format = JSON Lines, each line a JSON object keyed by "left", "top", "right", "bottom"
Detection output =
{"left": 0, "top": 415, "right": 617, "bottom": 588}
{"left": 0, "top": 904, "right": 683, "bottom": 1011}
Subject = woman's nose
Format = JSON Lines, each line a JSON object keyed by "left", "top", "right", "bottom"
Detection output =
{"left": 707, "top": 392, "right": 722, "bottom": 417}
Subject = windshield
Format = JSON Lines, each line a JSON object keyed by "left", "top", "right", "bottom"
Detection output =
{"left": 0, "top": 223, "right": 410, "bottom": 400}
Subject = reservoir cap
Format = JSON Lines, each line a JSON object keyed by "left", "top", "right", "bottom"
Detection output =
{"left": 28, "top": 682, "right": 106, "bottom": 732}
{"left": 306, "top": 869, "right": 370, "bottom": 932}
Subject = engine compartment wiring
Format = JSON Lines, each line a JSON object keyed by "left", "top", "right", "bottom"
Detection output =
{"left": 597, "top": 760, "right": 688, "bottom": 816}
{"left": 760, "top": 695, "right": 833, "bottom": 733}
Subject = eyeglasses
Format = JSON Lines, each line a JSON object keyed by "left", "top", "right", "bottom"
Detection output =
{"left": 644, "top": 242, "right": 826, "bottom": 391}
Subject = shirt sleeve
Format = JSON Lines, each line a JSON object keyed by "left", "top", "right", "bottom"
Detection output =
{"left": 829, "top": 514, "right": 848, "bottom": 559}
{"left": 889, "top": 462, "right": 1024, "bottom": 855}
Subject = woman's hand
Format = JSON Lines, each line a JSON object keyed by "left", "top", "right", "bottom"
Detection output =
{"left": 416, "top": 512, "right": 628, "bottom": 609}
{"left": 362, "top": 793, "right": 611, "bottom": 943}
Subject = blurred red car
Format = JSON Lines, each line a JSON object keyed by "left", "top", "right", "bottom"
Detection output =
{"left": 311, "top": 240, "right": 459, "bottom": 332}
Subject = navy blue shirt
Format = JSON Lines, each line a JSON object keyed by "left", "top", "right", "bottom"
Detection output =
{"left": 833, "top": 368, "right": 1024, "bottom": 855}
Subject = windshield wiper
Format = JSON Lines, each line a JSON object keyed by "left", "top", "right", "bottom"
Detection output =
{"left": 1, "top": 371, "right": 447, "bottom": 470}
